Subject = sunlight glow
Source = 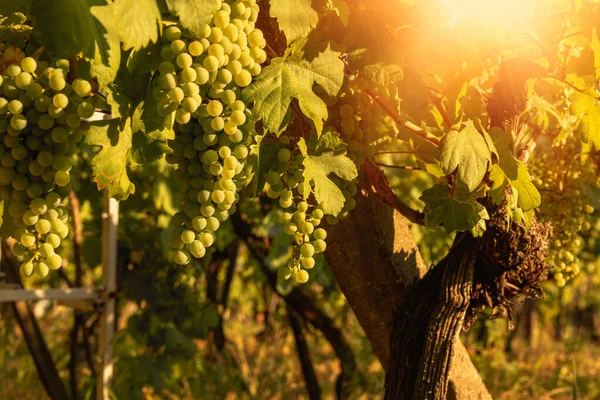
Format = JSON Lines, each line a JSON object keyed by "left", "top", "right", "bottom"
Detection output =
{"left": 440, "top": 0, "right": 537, "bottom": 28}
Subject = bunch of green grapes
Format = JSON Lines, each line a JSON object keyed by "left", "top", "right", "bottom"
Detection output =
{"left": 156, "top": 0, "right": 265, "bottom": 265}
{"left": 259, "top": 147, "right": 327, "bottom": 283}
{"left": 324, "top": 75, "right": 384, "bottom": 167}
{"left": 0, "top": 56, "right": 92, "bottom": 276}
{"left": 531, "top": 140, "right": 597, "bottom": 287}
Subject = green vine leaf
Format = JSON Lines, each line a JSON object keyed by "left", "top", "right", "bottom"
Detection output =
{"left": 243, "top": 45, "right": 344, "bottom": 135}
{"left": 330, "top": 0, "right": 349, "bottom": 26}
{"left": 439, "top": 121, "right": 491, "bottom": 192}
{"left": 421, "top": 183, "right": 489, "bottom": 233}
{"left": 269, "top": 0, "right": 318, "bottom": 44}
{"left": 115, "top": 0, "right": 161, "bottom": 51}
{"left": 106, "top": 85, "right": 133, "bottom": 119}
{"left": 302, "top": 151, "right": 357, "bottom": 216}
{"left": 310, "top": 129, "right": 347, "bottom": 154}
{"left": 0, "top": 13, "right": 32, "bottom": 47}
{"left": 570, "top": 91, "right": 600, "bottom": 150}
{"left": 496, "top": 157, "right": 541, "bottom": 212}
{"left": 130, "top": 98, "right": 173, "bottom": 164}
{"left": 249, "top": 135, "right": 284, "bottom": 196}
{"left": 85, "top": 119, "right": 135, "bottom": 200}
{"left": 31, "top": 0, "right": 121, "bottom": 88}
{"left": 165, "top": 0, "right": 220, "bottom": 38}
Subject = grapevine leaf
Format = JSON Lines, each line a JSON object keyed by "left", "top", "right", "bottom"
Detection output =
{"left": 127, "top": 42, "right": 163, "bottom": 75}
{"left": 297, "top": 137, "right": 308, "bottom": 156}
{"left": 361, "top": 63, "right": 403, "bottom": 87}
{"left": 250, "top": 136, "right": 283, "bottom": 196}
{"left": 165, "top": 0, "right": 220, "bottom": 37}
{"left": 106, "top": 85, "right": 133, "bottom": 119}
{"left": 570, "top": 91, "right": 600, "bottom": 150}
{"left": 0, "top": 1, "right": 32, "bottom": 14}
{"left": 85, "top": 119, "right": 135, "bottom": 200}
{"left": 310, "top": 129, "right": 347, "bottom": 154}
{"left": 439, "top": 121, "right": 491, "bottom": 192}
{"left": 507, "top": 163, "right": 541, "bottom": 212}
{"left": 499, "top": 157, "right": 541, "bottom": 212}
{"left": 130, "top": 100, "right": 173, "bottom": 164}
{"left": 243, "top": 46, "right": 344, "bottom": 134}
{"left": 31, "top": 0, "right": 121, "bottom": 87}
{"left": 302, "top": 152, "right": 357, "bottom": 215}
{"left": 269, "top": 0, "right": 318, "bottom": 44}
{"left": 488, "top": 164, "right": 507, "bottom": 205}
{"left": 330, "top": 0, "right": 349, "bottom": 26}
{"left": 0, "top": 13, "right": 32, "bottom": 48}
{"left": 87, "top": 4, "right": 121, "bottom": 88}
{"left": 593, "top": 27, "right": 600, "bottom": 78}
{"left": 115, "top": 0, "right": 161, "bottom": 51}
{"left": 421, "top": 183, "right": 489, "bottom": 233}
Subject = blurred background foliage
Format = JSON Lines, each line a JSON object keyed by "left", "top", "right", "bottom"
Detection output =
{"left": 1, "top": 159, "right": 599, "bottom": 400}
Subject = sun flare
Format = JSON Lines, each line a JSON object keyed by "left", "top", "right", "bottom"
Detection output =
{"left": 440, "top": 0, "right": 537, "bottom": 28}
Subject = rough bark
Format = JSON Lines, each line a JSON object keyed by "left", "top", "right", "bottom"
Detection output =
{"left": 385, "top": 235, "right": 476, "bottom": 400}
{"left": 325, "top": 191, "right": 491, "bottom": 400}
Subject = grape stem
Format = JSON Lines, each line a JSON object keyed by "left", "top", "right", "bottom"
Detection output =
{"left": 364, "top": 88, "right": 441, "bottom": 146}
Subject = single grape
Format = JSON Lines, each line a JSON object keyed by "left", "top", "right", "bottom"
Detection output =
{"left": 21, "top": 57, "right": 37, "bottom": 73}
{"left": 173, "top": 250, "right": 190, "bottom": 265}
{"left": 234, "top": 70, "right": 252, "bottom": 87}
{"left": 294, "top": 270, "right": 309, "bottom": 283}
{"left": 21, "top": 262, "right": 34, "bottom": 277}
{"left": 39, "top": 243, "right": 55, "bottom": 257}
{"left": 313, "top": 239, "right": 326, "bottom": 253}
{"left": 47, "top": 254, "right": 63, "bottom": 270}
{"left": 301, "top": 257, "right": 315, "bottom": 269}
{"left": 189, "top": 240, "right": 206, "bottom": 258}
{"left": 37, "top": 262, "right": 50, "bottom": 277}
{"left": 300, "top": 243, "right": 315, "bottom": 258}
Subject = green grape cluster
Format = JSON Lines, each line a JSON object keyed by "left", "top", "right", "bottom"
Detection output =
{"left": 157, "top": 0, "right": 265, "bottom": 265}
{"left": 154, "top": 0, "right": 265, "bottom": 126}
{"left": 252, "top": 144, "right": 326, "bottom": 283}
{"left": 0, "top": 56, "right": 91, "bottom": 276}
{"left": 325, "top": 76, "right": 381, "bottom": 167}
{"left": 531, "top": 141, "right": 597, "bottom": 287}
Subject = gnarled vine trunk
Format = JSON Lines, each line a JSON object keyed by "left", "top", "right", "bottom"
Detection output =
{"left": 325, "top": 190, "right": 491, "bottom": 400}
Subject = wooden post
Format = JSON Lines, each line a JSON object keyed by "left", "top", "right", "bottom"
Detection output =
{"left": 96, "top": 195, "right": 119, "bottom": 400}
